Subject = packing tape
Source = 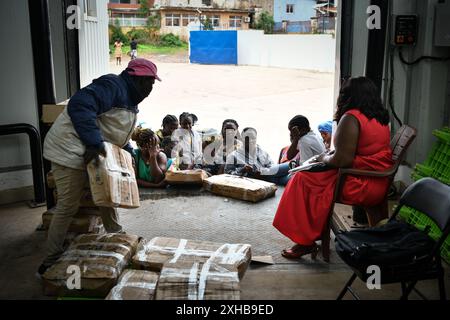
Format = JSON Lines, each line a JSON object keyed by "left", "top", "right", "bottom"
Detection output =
{"left": 109, "top": 271, "right": 157, "bottom": 300}
{"left": 71, "top": 241, "right": 131, "bottom": 252}
{"left": 169, "top": 239, "right": 188, "bottom": 264}
{"left": 198, "top": 243, "right": 229, "bottom": 300}
{"left": 188, "top": 262, "right": 199, "bottom": 300}
{"left": 62, "top": 249, "right": 126, "bottom": 263}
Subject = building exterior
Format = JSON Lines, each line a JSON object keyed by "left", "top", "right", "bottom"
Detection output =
{"left": 273, "top": 0, "right": 316, "bottom": 33}
{"left": 152, "top": 1, "right": 252, "bottom": 41}
{"left": 251, "top": 0, "right": 274, "bottom": 16}
{"left": 80, "top": 0, "right": 111, "bottom": 87}
{"left": 312, "top": 0, "right": 336, "bottom": 33}
{"left": 108, "top": 0, "right": 154, "bottom": 29}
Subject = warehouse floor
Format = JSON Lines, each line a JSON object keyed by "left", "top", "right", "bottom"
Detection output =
{"left": 0, "top": 187, "right": 448, "bottom": 300}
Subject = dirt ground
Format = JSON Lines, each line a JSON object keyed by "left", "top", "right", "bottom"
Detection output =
{"left": 109, "top": 56, "right": 335, "bottom": 160}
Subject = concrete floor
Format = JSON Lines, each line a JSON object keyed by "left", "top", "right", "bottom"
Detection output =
{"left": 109, "top": 60, "right": 335, "bottom": 160}
{"left": 0, "top": 188, "right": 448, "bottom": 300}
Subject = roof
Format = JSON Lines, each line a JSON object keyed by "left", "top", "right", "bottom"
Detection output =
{"left": 314, "top": 4, "right": 337, "bottom": 14}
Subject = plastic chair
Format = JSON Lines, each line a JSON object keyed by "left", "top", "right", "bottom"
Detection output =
{"left": 321, "top": 125, "right": 417, "bottom": 262}
{"left": 336, "top": 178, "right": 450, "bottom": 300}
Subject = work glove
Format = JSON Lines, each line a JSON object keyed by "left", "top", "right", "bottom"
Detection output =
{"left": 84, "top": 143, "right": 107, "bottom": 167}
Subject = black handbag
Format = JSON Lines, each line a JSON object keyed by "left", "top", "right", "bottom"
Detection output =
{"left": 335, "top": 220, "right": 436, "bottom": 270}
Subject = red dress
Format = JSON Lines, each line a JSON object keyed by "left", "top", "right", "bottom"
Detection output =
{"left": 273, "top": 110, "right": 394, "bottom": 246}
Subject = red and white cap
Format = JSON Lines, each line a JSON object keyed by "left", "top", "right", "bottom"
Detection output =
{"left": 126, "top": 58, "right": 161, "bottom": 81}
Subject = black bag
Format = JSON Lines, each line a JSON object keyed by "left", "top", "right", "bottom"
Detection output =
{"left": 335, "top": 220, "right": 436, "bottom": 271}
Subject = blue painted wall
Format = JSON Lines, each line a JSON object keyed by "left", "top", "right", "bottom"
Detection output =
{"left": 189, "top": 31, "right": 237, "bottom": 65}
{"left": 273, "top": 0, "right": 316, "bottom": 23}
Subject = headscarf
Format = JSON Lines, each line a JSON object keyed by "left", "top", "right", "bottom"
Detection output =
{"left": 318, "top": 121, "right": 333, "bottom": 134}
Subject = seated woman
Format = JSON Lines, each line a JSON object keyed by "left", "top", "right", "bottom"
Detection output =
{"left": 156, "top": 114, "right": 179, "bottom": 144}
{"left": 287, "top": 115, "right": 327, "bottom": 166}
{"left": 131, "top": 127, "right": 173, "bottom": 188}
{"left": 318, "top": 120, "right": 333, "bottom": 150}
{"left": 225, "top": 128, "right": 291, "bottom": 185}
{"left": 172, "top": 112, "right": 203, "bottom": 170}
{"left": 273, "top": 77, "right": 394, "bottom": 259}
{"left": 203, "top": 119, "right": 242, "bottom": 175}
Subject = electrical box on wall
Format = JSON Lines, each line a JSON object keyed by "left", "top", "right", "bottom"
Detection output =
{"left": 434, "top": 1, "right": 450, "bottom": 47}
{"left": 393, "top": 15, "right": 418, "bottom": 46}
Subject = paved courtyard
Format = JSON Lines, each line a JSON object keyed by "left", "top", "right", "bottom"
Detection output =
{"left": 110, "top": 58, "right": 335, "bottom": 160}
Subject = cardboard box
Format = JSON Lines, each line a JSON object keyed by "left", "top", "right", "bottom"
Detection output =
{"left": 87, "top": 142, "right": 140, "bottom": 209}
{"left": 156, "top": 261, "right": 240, "bottom": 300}
{"left": 105, "top": 270, "right": 159, "bottom": 300}
{"left": 165, "top": 169, "right": 209, "bottom": 186}
{"left": 203, "top": 174, "right": 277, "bottom": 203}
{"left": 42, "top": 99, "right": 69, "bottom": 124}
{"left": 43, "top": 233, "right": 140, "bottom": 298}
{"left": 132, "top": 237, "right": 251, "bottom": 280}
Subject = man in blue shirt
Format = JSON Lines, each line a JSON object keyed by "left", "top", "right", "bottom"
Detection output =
{"left": 38, "top": 59, "right": 161, "bottom": 276}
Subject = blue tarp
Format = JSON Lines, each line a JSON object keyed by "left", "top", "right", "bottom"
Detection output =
{"left": 189, "top": 31, "right": 237, "bottom": 65}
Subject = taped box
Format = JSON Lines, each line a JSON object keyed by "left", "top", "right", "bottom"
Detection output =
{"left": 41, "top": 207, "right": 104, "bottom": 234}
{"left": 43, "top": 233, "right": 140, "bottom": 298}
{"left": 87, "top": 142, "right": 140, "bottom": 209}
{"left": 42, "top": 99, "right": 69, "bottom": 124}
{"left": 105, "top": 269, "right": 159, "bottom": 300}
{"left": 132, "top": 237, "right": 251, "bottom": 280}
{"left": 156, "top": 261, "right": 240, "bottom": 300}
{"left": 203, "top": 174, "right": 277, "bottom": 203}
{"left": 165, "top": 169, "right": 209, "bottom": 186}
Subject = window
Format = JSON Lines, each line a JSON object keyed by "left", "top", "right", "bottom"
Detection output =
{"left": 202, "top": 0, "right": 211, "bottom": 6}
{"left": 229, "top": 16, "right": 242, "bottom": 28}
{"left": 165, "top": 14, "right": 181, "bottom": 27}
{"left": 182, "top": 14, "right": 197, "bottom": 26}
{"left": 84, "top": 0, "right": 97, "bottom": 18}
{"left": 286, "top": 4, "right": 294, "bottom": 14}
{"left": 199, "top": 15, "right": 220, "bottom": 28}
{"left": 211, "top": 15, "right": 220, "bottom": 27}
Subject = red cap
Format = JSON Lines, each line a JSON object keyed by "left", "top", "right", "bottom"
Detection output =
{"left": 126, "top": 58, "right": 161, "bottom": 81}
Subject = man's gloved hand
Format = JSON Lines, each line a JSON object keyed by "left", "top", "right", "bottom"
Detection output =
{"left": 84, "top": 143, "right": 107, "bottom": 166}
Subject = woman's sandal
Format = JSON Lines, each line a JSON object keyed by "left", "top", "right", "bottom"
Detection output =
{"left": 281, "top": 244, "right": 320, "bottom": 260}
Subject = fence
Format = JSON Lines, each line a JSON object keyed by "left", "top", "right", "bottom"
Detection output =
{"left": 237, "top": 30, "right": 336, "bottom": 73}
{"left": 188, "top": 30, "right": 336, "bottom": 72}
{"left": 190, "top": 31, "right": 237, "bottom": 65}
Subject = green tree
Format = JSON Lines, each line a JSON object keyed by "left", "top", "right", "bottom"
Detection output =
{"left": 109, "top": 19, "right": 128, "bottom": 45}
{"left": 147, "top": 13, "right": 161, "bottom": 31}
{"left": 202, "top": 16, "right": 214, "bottom": 30}
{"left": 138, "top": 0, "right": 149, "bottom": 15}
{"left": 255, "top": 11, "right": 275, "bottom": 34}
{"left": 137, "top": 0, "right": 160, "bottom": 44}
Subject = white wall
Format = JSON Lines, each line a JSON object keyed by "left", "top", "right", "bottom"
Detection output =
{"left": 78, "top": 0, "right": 110, "bottom": 87}
{"left": 0, "top": 0, "right": 39, "bottom": 200}
{"left": 238, "top": 30, "right": 336, "bottom": 73}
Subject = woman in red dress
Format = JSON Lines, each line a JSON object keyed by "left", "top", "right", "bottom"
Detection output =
{"left": 273, "top": 77, "right": 394, "bottom": 259}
